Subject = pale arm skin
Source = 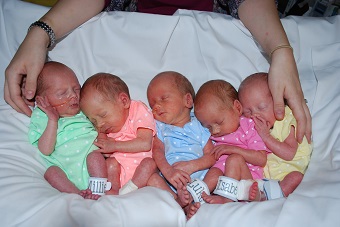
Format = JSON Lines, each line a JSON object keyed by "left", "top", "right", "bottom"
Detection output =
{"left": 252, "top": 115, "right": 298, "bottom": 161}
{"left": 172, "top": 139, "right": 215, "bottom": 175}
{"left": 5, "top": 0, "right": 311, "bottom": 144}
{"left": 212, "top": 145, "right": 267, "bottom": 167}
{"left": 35, "top": 96, "right": 59, "bottom": 155}
{"left": 238, "top": 0, "right": 312, "bottom": 144}
{"left": 152, "top": 136, "right": 191, "bottom": 190}
{"left": 94, "top": 128, "right": 153, "bottom": 154}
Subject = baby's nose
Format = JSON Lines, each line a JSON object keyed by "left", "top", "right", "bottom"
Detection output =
{"left": 211, "top": 125, "right": 220, "bottom": 135}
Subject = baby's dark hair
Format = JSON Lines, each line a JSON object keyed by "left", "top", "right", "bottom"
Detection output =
{"left": 81, "top": 73, "right": 130, "bottom": 101}
{"left": 195, "top": 79, "right": 238, "bottom": 109}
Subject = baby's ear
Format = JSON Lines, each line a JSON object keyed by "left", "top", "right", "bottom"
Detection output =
{"left": 185, "top": 93, "right": 194, "bottom": 108}
{"left": 119, "top": 92, "right": 131, "bottom": 108}
{"left": 234, "top": 100, "right": 242, "bottom": 115}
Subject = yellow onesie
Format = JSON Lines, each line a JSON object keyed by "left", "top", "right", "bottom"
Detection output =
{"left": 264, "top": 106, "right": 313, "bottom": 181}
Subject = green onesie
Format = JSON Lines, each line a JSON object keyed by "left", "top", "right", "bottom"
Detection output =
{"left": 28, "top": 108, "right": 98, "bottom": 190}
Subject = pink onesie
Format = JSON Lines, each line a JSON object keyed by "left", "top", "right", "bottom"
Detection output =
{"left": 211, "top": 117, "right": 270, "bottom": 179}
{"left": 107, "top": 100, "right": 156, "bottom": 186}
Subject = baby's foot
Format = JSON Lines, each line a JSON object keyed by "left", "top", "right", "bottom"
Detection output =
{"left": 79, "top": 189, "right": 101, "bottom": 200}
{"left": 248, "top": 181, "right": 267, "bottom": 201}
{"left": 79, "top": 188, "right": 91, "bottom": 198}
{"left": 202, "top": 192, "right": 233, "bottom": 204}
{"left": 177, "top": 188, "right": 191, "bottom": 207}
{"left": 248, "top": 181, "right": 260, "bottom": 201}
{"left": 106, "top": 188, "right": 119, "bottom": 195}
{"left": 186, "top": 202, "right": 201, "bottom": 220}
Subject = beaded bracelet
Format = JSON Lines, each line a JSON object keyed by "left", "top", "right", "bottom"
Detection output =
{"left": 270, "top": 44, "right": 293, "bottom": 58}
{"left": 28, "top": 21, "right": 56, "bottom": 48}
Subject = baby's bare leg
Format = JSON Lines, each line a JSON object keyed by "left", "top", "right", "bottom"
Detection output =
{"left": 280, "top": 171, "right": 303, "bottom": 197}
{"left": 224, "top": 154, "right": 253, "bottom": 180}
{"left": 203, "top": 154, "right": 255, "bottom": 203}
{"left": 87, "top": 152, "right": 107, "bottom": 178}
{"left": 203, "top": 167, "right": 223, "bottom": 192}
{"left": 147, "top": 172, "right": 190, "bottom": 207}
{"left": 44, "top": 166, "right": 80, "bottom": 194}
{"left": 148, "top": 172, "right": 175, "bottom": 197}
{"left": 106, "top": 157, "right": 121, "bottom": 195}
{"left": 131, "top": 157, "right": 157, "bottom": 188}
{"left": 195, "top": 167, "right": 226, "bottom": 204}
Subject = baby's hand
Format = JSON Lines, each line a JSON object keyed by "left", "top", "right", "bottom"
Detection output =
{"left": 172, "top": 161, "right": 191, "bottom": 175}
{"left": 97, "top": 132, "right": 107, "bottom": 140}
{"left": 212, "top": 144, "right": 235, "bottom": 159}
{"left": 94, "top": 136, "right": 115, "bottom": 154}
{"left": 251, "top": 115, "right": 271, "bottom": 138}
{"left": 36, "top": 96, "right": 59, "bottom": 122}
{"left": 164, "top": 167, "right": 191, "bottom": 190}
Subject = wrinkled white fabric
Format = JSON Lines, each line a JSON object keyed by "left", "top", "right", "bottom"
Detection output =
{"left": 1, "top": 0, "right": 340, "bottom": 226}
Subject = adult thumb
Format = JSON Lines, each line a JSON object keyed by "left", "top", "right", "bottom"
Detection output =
{"left": 272, "top": 94, "right": 285, "bottom": 121}
{"left": 24, "top": 71, "right": 39, "bottom": 100}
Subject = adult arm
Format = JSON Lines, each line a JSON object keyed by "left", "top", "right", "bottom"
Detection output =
{"left": 238, "top": 0, "right": 312, "bottom": 143}
{"left": 4, "top": 0, "right": 105, "bottom": 116}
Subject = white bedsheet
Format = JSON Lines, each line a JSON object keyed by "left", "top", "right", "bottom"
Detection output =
{"left": 1, "top": 0, "right": 339, "bottom": 226}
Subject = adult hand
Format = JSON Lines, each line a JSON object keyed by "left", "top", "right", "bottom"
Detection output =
{"left": 269, "top": 50, "right": 312, "bottom": 143}
{"left": 4, "top": 27, "right": 49, "bottom": 116}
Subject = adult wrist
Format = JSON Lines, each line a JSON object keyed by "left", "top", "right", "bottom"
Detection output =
{"left": 270, "top": 44, "right": 293, "bottom": 59}
{"left": 28, "top": 21, "right": 56, "bottom": 48}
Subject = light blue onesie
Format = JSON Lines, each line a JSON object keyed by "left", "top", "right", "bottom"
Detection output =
{"left": 156, "top": 113, "right": 210, "bottom": 181}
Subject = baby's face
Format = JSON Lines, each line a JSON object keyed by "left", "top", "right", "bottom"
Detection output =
{"left": 238, "top": 84, "right": 276, "bottom": 128}
{"left": 43, "top": 72, "right": 81, "bottom": 117}
{"left": 80, "top": 88, "right": 128, "bottom": 134}
{"left": 195, "top": 95, "right": 241, "bottom": 137}
{"left": 147, "top": 77, "right": 191, "bottom": 127}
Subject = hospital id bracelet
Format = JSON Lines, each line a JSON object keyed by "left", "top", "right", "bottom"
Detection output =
{"left": 270, "top": 44, "right": 293, "bottom": 58}
{"left": 28, "top": 21, "right": 56, "bottom": 48}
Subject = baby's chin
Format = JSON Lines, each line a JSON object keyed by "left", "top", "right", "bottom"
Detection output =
{"left": 60, "top": 107, "right": 80, "bottom": 118}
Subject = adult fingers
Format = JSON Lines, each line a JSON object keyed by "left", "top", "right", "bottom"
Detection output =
{"left": 287, "top": 97, "right": 307, "bottom": 144}
{"left": 4, "top": 75, "right": 32, "bottom": 116}
{"left": 4, "top": 80, "right": 22, "bottom": 113}
{"left": 270, "top": 84, "right": 285, "bottom": 121}
{"left": 303, "top": 102, "right": 312, "bottom": 143}
{"left": 22, "top": 60, "right": 42, "bottom": 103}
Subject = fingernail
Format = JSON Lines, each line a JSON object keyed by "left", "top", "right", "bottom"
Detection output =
{"left": 26, "top": 90, "right": 34, "bottom": 98}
